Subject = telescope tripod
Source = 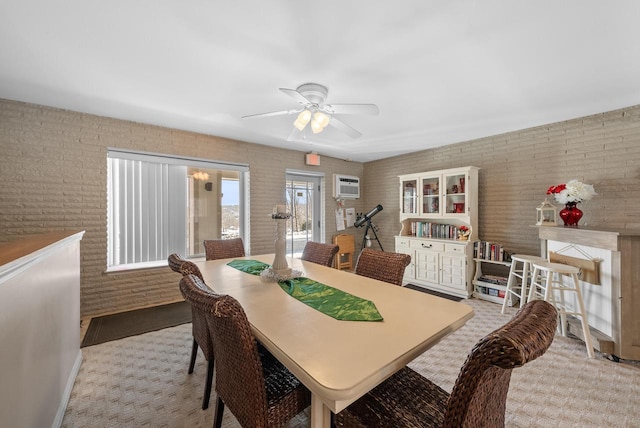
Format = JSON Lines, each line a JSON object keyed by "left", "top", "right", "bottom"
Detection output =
{"left": 360, "top": 219, "right": 384, "bottom": 251}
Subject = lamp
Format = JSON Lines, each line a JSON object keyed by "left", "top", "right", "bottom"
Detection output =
{"left": 293, "top": 109, "right": 311, "bottom": 131}
{"left": 295, "top": 110, "right": 331, "bottom": 134}
{"left": 192, "top": 171, "right": 210, "bottom": 181}
{"left": 536, "top": 199, "right": 557, "bottom": 226}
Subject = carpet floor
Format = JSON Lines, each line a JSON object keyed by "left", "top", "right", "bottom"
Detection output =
{"left": 64, "top": 298, "right": 640, "bottom": 427}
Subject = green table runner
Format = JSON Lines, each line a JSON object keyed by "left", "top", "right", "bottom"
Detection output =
{"left": 227, "top": 259, "right": 271, "bottom": 275}
{"left": 278, "top": 277, "right": 383, "bottom": 321}
{"left": 227, "top": 259, "right": 383, "bottom": 321}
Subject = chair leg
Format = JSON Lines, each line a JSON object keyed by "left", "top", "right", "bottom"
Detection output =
{"left": 202, "top": 358, "right": 214, "bottom": 410}
{"left": 213, "top": 397, "right": 225, "bottom": 428}
{"left": 528, "top": 268, "right": 540, "bottom": 301}
{"left": 571, "top": 273, "right": 595, "bottom": 359}
{"left": 188, "top": 338, "right": 198, "bottom": 374}
{"left": 502, "top": 259, "right": 518, "bottom": 314}
{"left": 520, "top": 261, "right": 531, "bottom": 307}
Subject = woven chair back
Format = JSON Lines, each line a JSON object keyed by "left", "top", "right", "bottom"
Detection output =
{"left": 204, "top": 238, "right": 246, "bottom": 261}
{"left": 179, "top": 274, "right": 215, "bottom": 361}
{"left": 168, "top": 253, "right": 185, "bottom": 273}
{"left": 168, "top": 253, "right": 204, "bottom": 280}
{"left": 443, "top": 300, "right": 557, "bottom": 427}
{"left": 301, "top": 241, "right": 340, "bottom": 267}
{"left": 355, "top": 248, "right": 411, "bottom": 286}
{"left": 204, "top": 291, "right": 270, "bottom": 427}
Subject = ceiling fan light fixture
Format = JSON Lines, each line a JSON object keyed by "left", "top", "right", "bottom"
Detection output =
{"left": 310, "top": 119, "right": 324, "bottom": 133}
{"left": 294, "top": 109, "right": 312, "bottom": 131}
{"left": 313, "top": 111, "right": 330, "bottom": 128}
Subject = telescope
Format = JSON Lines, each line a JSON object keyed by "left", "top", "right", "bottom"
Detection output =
{"left": 354, "top": 204, "right": 383, "bottom": 228}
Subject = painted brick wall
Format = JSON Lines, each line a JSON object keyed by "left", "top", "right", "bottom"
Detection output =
{"left": 3, "top": 98, "right": 639, "bottom": 316}
{"left": 363, "top": 106, "right": 640, "bottom": 256}
{"left": 0, "top": 99, "right": 365, "bottom": 316}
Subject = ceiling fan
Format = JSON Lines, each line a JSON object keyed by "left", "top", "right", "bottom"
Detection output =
{"left": 242, "top": 83, "right": 379, "bottom": 139}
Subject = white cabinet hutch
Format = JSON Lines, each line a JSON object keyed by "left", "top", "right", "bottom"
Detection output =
{"left": 395, "top": 166, "right": 479, "bottom": 298}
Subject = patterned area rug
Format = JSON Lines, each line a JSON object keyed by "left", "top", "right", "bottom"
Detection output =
{"left": 63, "top": 298, "right": 640, "bottom": 427}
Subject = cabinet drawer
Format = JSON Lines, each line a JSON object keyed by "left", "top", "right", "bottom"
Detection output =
{"left": 445, "top": 243, "right": 466, "bottom": 254}
{"left": 411, "top": 240, "right": 445, "bottom": 252}
{"left": 396, "top": 237, "right": 412, "bottom": 247}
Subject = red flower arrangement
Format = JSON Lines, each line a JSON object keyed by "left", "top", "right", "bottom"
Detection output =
{"left": 546, "top": 184, "right": 566, "bottom": 195}
{"left": 546, "top": 180, "right": 596, "bottom": 204}
{"left": 457, "top": 225, "right": 471, "bottom": 240}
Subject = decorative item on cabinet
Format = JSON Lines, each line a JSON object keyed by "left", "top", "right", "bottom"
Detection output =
{"left": 457, "top": 225, "right": 470, "bottom": 241}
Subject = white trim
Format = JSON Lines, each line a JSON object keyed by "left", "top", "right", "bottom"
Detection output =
{"left": 108, "top": 148, "right": 249, "bottom": 171}
{"left": 285, "top": 168, "right": 325, "bottom": 177}
{"left": 0, "top": 231, "right": 85, "bottom": 285}
{"left": 52, "top": 350, "right": 83, "bottom": 428}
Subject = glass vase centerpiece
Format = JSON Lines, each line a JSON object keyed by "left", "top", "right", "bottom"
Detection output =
{"left": 546, "top": 180, "right": 597, "bottom": 227}
{"left": 261, "top": 205, "right": 302, "bottom": 282}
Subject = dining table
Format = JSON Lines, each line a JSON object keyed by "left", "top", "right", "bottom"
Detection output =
{"left": 196, "top": 254, "right": 474, "bottom": 428}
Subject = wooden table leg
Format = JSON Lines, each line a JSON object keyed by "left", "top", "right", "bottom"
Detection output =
{"left": 310, "top": 394, "right": 331, "bottom": 428}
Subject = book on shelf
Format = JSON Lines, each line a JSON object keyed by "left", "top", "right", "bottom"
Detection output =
{"left": 477, "top": 275, "right": 508, "bottom": 286}
{"left": 473, "top": 241, "right": 511, "bottom": 262}
{"left": 475, "top": 285, "right": 506, "bottom": 299}
{"left": 410, "top": 221, "right": 459, "bottom": 239}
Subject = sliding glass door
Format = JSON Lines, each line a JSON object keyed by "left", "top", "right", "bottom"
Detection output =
{"left": 285, "top": 172, "right": 322, "bottom": 257}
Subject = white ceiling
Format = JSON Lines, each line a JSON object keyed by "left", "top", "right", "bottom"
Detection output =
{"left": 2, "top": 1, "right": 640, "bottom": 162}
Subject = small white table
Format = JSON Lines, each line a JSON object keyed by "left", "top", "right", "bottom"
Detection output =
{"left": 197, "top": 254, "right": 474, "bottom": 428}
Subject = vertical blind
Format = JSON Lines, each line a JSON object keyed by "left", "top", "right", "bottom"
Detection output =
{"left": 108, "top": 158, "right": 187, "bottom": 267}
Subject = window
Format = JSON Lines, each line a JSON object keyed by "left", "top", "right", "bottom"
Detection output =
{"left": 107, "top": 149, "right": 247, "bottom": 270}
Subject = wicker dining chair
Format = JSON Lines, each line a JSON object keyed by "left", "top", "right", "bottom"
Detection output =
{"left": 168, "top": 253, "right": 213, "bottom": 410}
{"left": 335, "top": 299, "right": 558, "bottom": 428}
{"left": 354, "top": 248, "right": 411, "bottom": 286}
{"left": 168, "top": 253, "right": 204, "bottom": 280}
{"left": 301, "top": 241, "right": 340, "bottom": 267}
{"left": 178, "top": 274, "right": 311, "bottom": 428}
{"left": 203, "top": 237, "right": 246, "bottom": 260}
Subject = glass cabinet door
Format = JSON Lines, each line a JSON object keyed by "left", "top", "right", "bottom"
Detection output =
{"left": 420, "top": 176, "right": 440, "bottom": 215}
{"left": 443, "top": 172, "right": 467, "bottom": 215}
{"left": 401, "top": 178, "right": 418, "bottom": 215}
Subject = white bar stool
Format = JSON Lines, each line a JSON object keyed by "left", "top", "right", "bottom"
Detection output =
{"left": 528, "top": 261, "right": 595, "bottom": 358}
{"left": 501, "top": 254, "right": 546, "bottom": 314}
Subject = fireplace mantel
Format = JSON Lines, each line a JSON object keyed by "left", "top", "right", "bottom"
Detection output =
{"left": 538, "top": 226, "right": 640, "bottom": 361}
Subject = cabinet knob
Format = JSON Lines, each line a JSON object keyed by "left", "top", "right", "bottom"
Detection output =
{"left": 422, "top": 243, "right": 432, "bottom": 248}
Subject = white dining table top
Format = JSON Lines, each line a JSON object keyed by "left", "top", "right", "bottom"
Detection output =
{"left": 195, "top": 254, "right": 474, "bottom": 426}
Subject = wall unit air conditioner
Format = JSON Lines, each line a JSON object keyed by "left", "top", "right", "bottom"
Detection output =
{"left": 333, "top": 174, "right": 360, "bottom": 199}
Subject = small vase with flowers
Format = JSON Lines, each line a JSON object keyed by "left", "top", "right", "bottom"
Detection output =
{"left": 546, "top": 180, "right": 597, "bottom": 227}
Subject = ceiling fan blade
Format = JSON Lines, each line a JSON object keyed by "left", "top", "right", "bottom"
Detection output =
{"left": 242, "top": 109, "right": 299, "bottom": 119}
{"left": 324, "top": 103, "right": 379, "bottom": 115}
{"left": 286, "top": 125, "right": 302, "bottom": 142}
{"left": 329, "top": 116, "right": 362, "bottom": 138}
{"left": 279, "top": 88, "right": 312, "bottom": 105}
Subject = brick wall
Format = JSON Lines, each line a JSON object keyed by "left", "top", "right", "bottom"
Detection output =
{"left": 0, "top": 99, "right": 365, "bottom": 316}
{"left": 2, "top": 98, "right": 639, "bottom": 316}
{"left": 363, "top": 106, "right": 640, "bottom": 256}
